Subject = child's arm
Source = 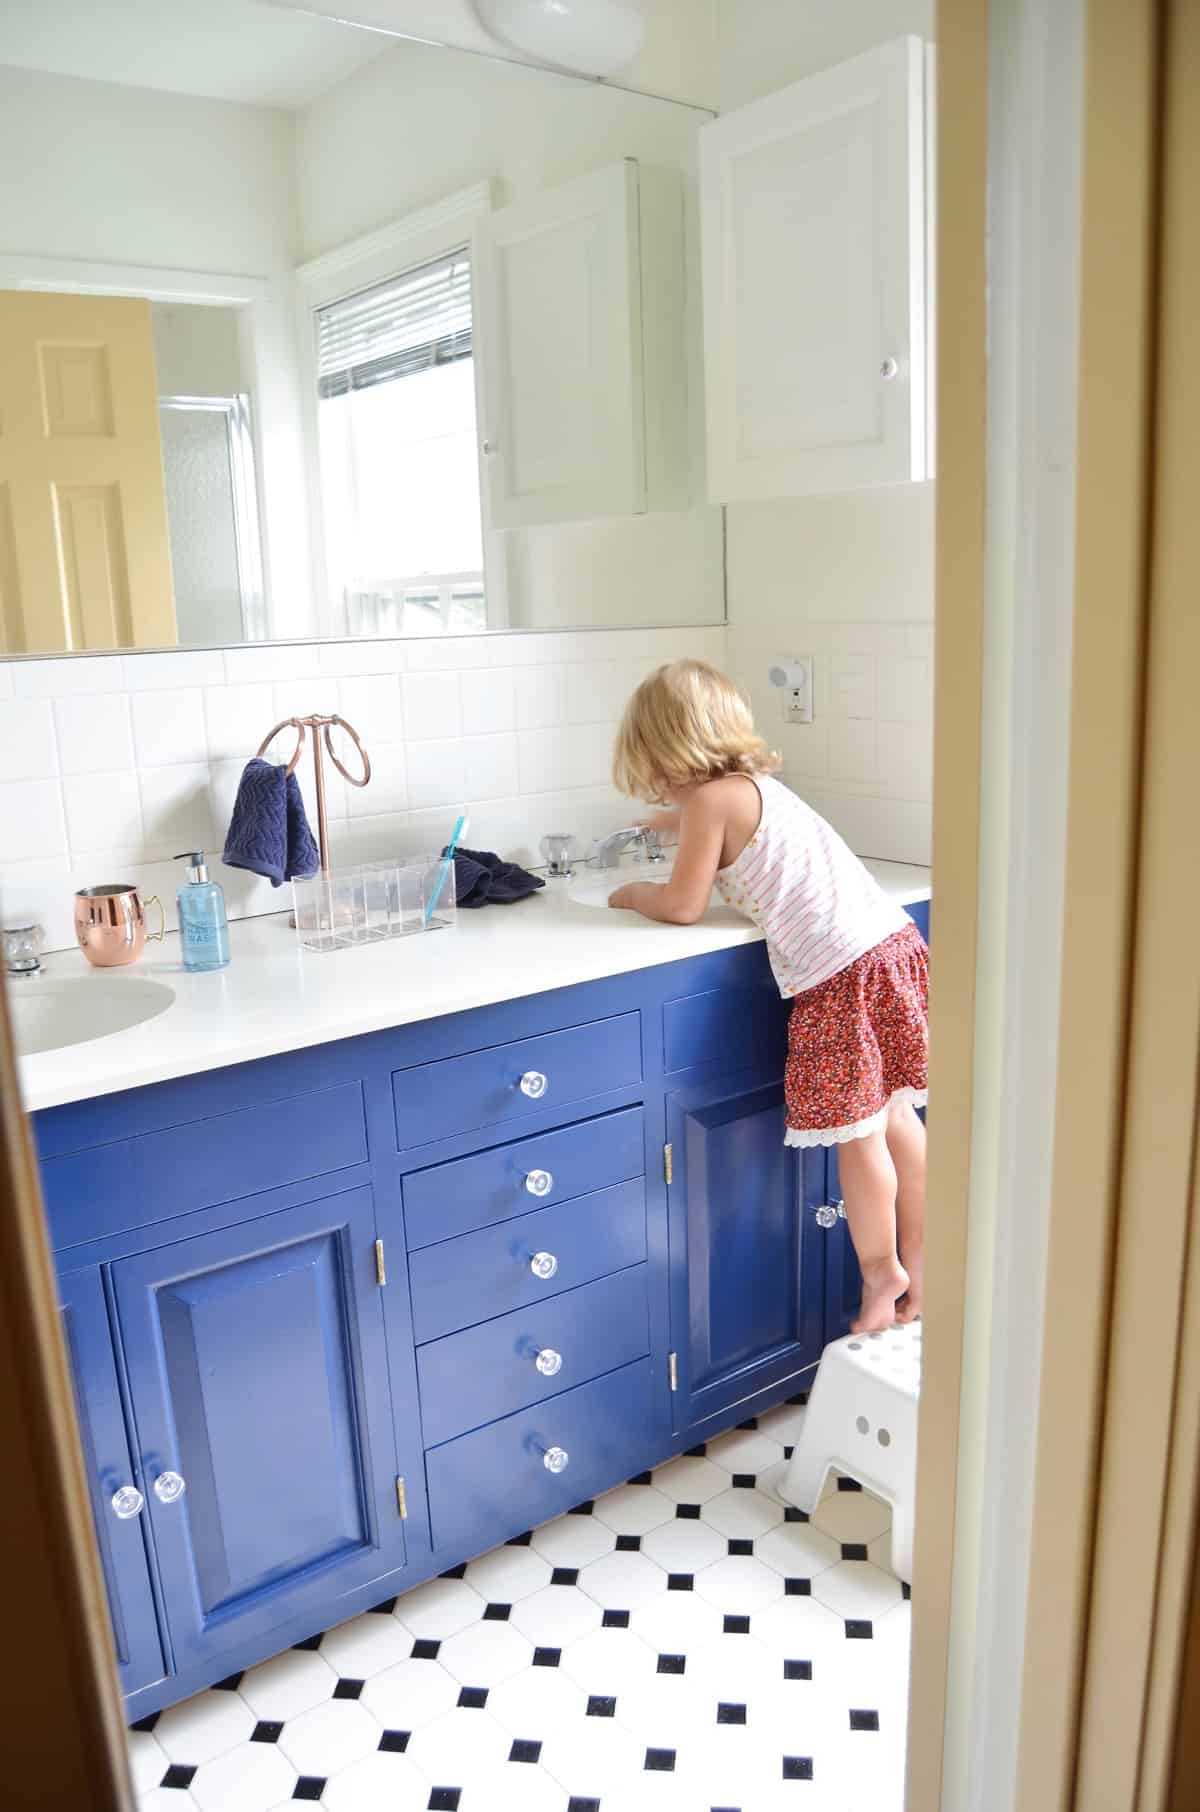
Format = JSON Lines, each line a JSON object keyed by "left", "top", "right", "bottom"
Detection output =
{"left": 608, "top": 788, "right": 726, "bottom": 925}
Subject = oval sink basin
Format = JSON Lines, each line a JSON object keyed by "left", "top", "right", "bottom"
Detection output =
{"left": 568, "top": 865, "right": 674, "bottom": 909}
{"left": 10, "top": 976, "right": 176, "bottom": 1058}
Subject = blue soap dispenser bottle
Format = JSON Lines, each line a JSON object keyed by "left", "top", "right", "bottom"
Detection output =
{"left": 175, "top": 851, "right": 231, "bottom": 972}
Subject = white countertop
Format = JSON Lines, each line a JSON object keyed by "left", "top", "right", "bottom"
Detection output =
{"left": 15, "top": 859, "right": 930, "bottom": 1115}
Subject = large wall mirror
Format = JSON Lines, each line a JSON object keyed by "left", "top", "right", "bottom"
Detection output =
{"left": 0, "top": 2, "right": 723, "bottom": 657}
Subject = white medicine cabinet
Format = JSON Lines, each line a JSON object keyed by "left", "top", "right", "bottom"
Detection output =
{"left": 471, "top": 157, "right": 691, "bottom": 529}
{"left": 699, "top": 35, "right": 933, "bottom": 503}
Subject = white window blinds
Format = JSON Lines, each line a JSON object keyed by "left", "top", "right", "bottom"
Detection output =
{"left": 315, "top": 249, "right": 472, "bottom": 399}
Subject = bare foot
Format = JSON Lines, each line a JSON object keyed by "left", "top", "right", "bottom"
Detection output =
{"left": 852, "top": 1257, "right": 910, "bottom": 1334}
{"left": 896, "top": 1251, "right": 923, "bottom": 1323}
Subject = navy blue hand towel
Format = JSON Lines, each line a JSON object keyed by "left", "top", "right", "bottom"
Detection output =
{"left": 223, "top": 758, "right": 319, "bottom": 887}
{"left": 447, "top": 844, "right": 545, "bottom": 908}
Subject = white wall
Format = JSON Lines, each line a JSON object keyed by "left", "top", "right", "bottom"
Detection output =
{"left": 152, "top": 303, "right": 244, "bottom": 397}
{"left": 717, "top": 0, "right": 937, "bottom": 865}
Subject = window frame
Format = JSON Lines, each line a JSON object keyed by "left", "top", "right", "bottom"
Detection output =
{"left": 294, "top": 182, "right": 509, "bottom": 639}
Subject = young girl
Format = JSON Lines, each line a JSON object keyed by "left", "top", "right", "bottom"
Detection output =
{"left": 609, "top": 660, "right": 928, "bottom": 1333}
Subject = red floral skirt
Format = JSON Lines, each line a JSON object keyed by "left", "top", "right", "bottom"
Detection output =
{"left": 784, "top": 922, "right": 929, "bottom": 1147}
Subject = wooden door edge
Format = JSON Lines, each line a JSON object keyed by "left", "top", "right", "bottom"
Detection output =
{"left": 0, "top": 983, "right": 132, "bottom": 1805}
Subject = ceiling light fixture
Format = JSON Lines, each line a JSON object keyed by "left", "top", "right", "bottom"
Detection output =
{"left": 472, "top": 0, "right": 646, "bottom": 77}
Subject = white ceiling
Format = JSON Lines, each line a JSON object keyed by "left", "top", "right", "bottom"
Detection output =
{"left": 0, "top": 0, "right": 389, "bottom": 110}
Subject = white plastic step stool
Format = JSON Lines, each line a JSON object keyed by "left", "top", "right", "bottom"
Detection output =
{"left": 775, "top": 1321, "right": 922, "bottom": 1584}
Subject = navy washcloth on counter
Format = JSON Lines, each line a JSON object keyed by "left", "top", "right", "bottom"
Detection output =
{"left": 223, "top": 758, "right": 320, "bottom": 887}
{"left": 448, "top": 845, "right": 545, "bottom": 908}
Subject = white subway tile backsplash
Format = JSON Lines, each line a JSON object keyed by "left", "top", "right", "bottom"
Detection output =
{"left": 0, "top": 700, "right": 59, "bottom": 781}
{"left": 54, "top": 695, "right": 134, "bottom": 776}
{"left": 1, "top": 780, "right": 69, "bottom": 863}
{"left": 876, "top": 721, "right": 933, "bottom": 799}
{"left": 122, "top": 650, "right": 226, "bottom": 691}
{"left": 12, "top": 655, "right": 126, "bottom": 697}
{"left": 203, "top": 685, "right": 275, "bottom": 764}
{"left": 460, "top": 668, "right": 515, "bottom": 736}
{"left": 829, "top": 654, "right": 875, "bottom": 720}
{"left": 514, "top": 666, "right": 565, "bottom": 731}
{"left": 338, "top": 675, "right": 404, "bottom": 746}
{"left": 827, "top": 720, "right": 877, "bottom": 785}
{"left": 138, "top": 765, "right": 215, "bottom": 858}
{"left": 62, "top": 772, "right": 141, "bottom": 857}
{"left": 402, "top": 671, "right": 462, "bottom": 743}
{"left": 779, "top": 723, "right": 828, "bottom": 781}
{"left": 348, "top": 742, "right": 406, "bottom": 817}
{"left": 1, "top": 626, "right": 729, "bottom": 947}
{"left": 463, "top": 733, "right": 519, "bottom": 803}
{"left": 406, "top": 739, "right": 467, "bottom": 812}
{"left": 131, "top": 689, "right": 208, "bottom": 768}
{"left": 877, "top": 658, "right": 931, "bottom": 727}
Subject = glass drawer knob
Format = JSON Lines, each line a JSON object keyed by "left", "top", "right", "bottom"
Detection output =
{"left": 153, "top": 1471, "right": 186, "bottom": 1505}
{"left": 543, "top": 1445, "right": 569, "bottom": 1474}
{"left": 881, "top": 357, "right": 899, "bottom": 379}
{"left": 520, "top": 1070, "right": 548, "bottom": 1099}
{"left": 815, "top": 1204, "right": 838, "bottom": 1230}
{"left": 111, "top": 1485, "right": 144, "bottom": 1520}
{"left": 530, "top": 1251, "right": 558, "bottom": 1281}
{"left": 836, "top": 1199, "right": 847, "bottom": 1219}
{"left": 525, "top": 1169, "right": 553, "bottom": 1196}
{"left": 535, "top": 1348, "right": 563, "bottom": 1377}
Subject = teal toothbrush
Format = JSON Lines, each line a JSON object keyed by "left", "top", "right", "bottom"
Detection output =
{"left": 425, "top": 813, "right": 468, "bottom": 926}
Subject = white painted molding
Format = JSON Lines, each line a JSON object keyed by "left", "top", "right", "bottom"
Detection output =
{"left": 0, "top": 254, "right": 266, "bottom": 307}
{"left": 295, "top": 181, "right": 494, "bottom": 293}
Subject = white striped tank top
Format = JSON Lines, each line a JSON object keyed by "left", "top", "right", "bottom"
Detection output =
{"left": 714, "top": 774, "right": 910, "bottom": 998}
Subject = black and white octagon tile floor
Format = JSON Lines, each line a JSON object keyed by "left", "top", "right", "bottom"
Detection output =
{"left": 128, "top": 1399, "right": 910, "bottom": 1812}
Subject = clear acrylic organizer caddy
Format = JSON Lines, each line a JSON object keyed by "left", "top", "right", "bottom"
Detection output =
{"left": 291, "top": 854, "right": 457, "bottom": 954}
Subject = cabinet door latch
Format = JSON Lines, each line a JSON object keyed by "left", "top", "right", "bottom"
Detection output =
{"left": 396, "top": 1476, "right": 408, "bottom": 1519}
{"left": 663, "top": 1143, "right": 674, "bottom": 1186}
{"left": 668, "top": 1351, "right": 678, "bottom": 1392}
{"left": 375, "top": 1239, "right": 387, "bottom": 1286}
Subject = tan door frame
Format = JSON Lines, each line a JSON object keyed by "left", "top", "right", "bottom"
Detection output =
{"left": 0, "top": 984, "right": 131, "bottom": 1805}
{"left": 914, "top": 0, "right": 1176, "bottom": 1806}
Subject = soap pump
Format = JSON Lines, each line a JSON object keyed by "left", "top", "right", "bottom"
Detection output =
{"left": 175, "top": 851, "right": 231, "bottom": 973}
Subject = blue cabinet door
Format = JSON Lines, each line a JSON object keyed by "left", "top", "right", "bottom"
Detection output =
{"left": 58, "top": 1267, "right": 165, "bottom": 1698}
{"left": 112, "top": 1186, "right": 405, "bottom": 1672}
{"left": 667, "top": 1074, "right": 825, "bottom": 1433}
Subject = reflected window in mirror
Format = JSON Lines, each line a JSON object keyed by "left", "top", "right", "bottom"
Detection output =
{"left": 314, "top": 249, "right": 492, "bottom": 639}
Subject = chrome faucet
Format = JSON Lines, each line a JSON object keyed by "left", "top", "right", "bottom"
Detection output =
{"left": 588, "top": 826, "right": 665, "bottom": 870}
{"left": 2, "top": 924, "right": 44, "bottom": 978}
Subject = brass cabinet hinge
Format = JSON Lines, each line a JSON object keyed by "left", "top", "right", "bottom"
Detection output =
{"left": 668, "top": 1351, "right": 678, "bottom": 1392}
{"left": 396, "top": 1476, "right": 408, "bottom": 1519}
{"left": 375, "top": 1239, "right": 387, "bottom": 1286}
{"left": 663, "top": 1143, "right": 674, "bottom": 1185}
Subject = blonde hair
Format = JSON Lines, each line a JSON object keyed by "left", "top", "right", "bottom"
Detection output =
{"left": 612, "top": 660, "right": 780, "bottom": 802}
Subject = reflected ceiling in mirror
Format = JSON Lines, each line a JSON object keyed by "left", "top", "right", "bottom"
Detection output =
{"left": 0, "top": 0, "right": 723, "bottom": 658}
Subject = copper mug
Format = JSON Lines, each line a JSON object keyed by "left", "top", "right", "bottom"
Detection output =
{"left": 74, "top": 885, "right": 165, "bottom": 968}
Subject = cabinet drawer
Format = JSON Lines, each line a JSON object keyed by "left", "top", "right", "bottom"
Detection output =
{"left": 417, "top": 1266, "right": 650, "bottom": 1447}
{"left": 426, "top": 1357, "right": 655, "bottom": 1556}
{"left": 42, "top": 1082, "right": 368, "bottom": 1248}
{"left": 403, "top": 1106, "right": 645, "bottom": 1249}
{"left": 409, "top": 1178, "right": 647, "bottom": 1344}
{"left": 663, "top": 983, "right": 788, "bottom": 1078}
{"left": 392, "top": 1012, "right": 641, "bottom": 1151}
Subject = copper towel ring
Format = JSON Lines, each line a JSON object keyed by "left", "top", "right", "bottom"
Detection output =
{"left": 254, "top": 712, "right": 372, "bottom": 875}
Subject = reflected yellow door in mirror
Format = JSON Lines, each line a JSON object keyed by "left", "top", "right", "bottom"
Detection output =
{"left": 0, "top": 290, "right": 177, "bottom": 654}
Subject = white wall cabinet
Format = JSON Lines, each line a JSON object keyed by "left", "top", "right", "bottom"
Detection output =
{"left": 472, "top": 158, "right": 689, "bottom": 529}
{"left": 699, "top": 36, "right": 931, "bottom": 503}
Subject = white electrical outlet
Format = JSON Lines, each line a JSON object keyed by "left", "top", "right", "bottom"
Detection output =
{"left": 773, "top": 655, "right": 813, "bottom": 725}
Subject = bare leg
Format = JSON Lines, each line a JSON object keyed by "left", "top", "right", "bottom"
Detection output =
{"left": 837, "top": 1129, "right": 908, "bottom": 1333}
{"left": 886, "top": 1099, "right": 926, "bottom": 1321}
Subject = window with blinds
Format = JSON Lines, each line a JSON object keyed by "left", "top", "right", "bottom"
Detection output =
{"left": 314, "top": 247, "right": 486, "bottom": 637}
{"left": 315, "top": 251, "right": 473, "bottom": 399}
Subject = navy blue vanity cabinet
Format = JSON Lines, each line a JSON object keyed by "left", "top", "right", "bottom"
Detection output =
{"left": 58, "top": 1266, "right": 166, "bottom": 1698}
{"left": 111, "top": 1185, "right": 406, "bottom": 1674}
{"left": 665, "top": 1074, "right": 826, "bottom": 1435}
